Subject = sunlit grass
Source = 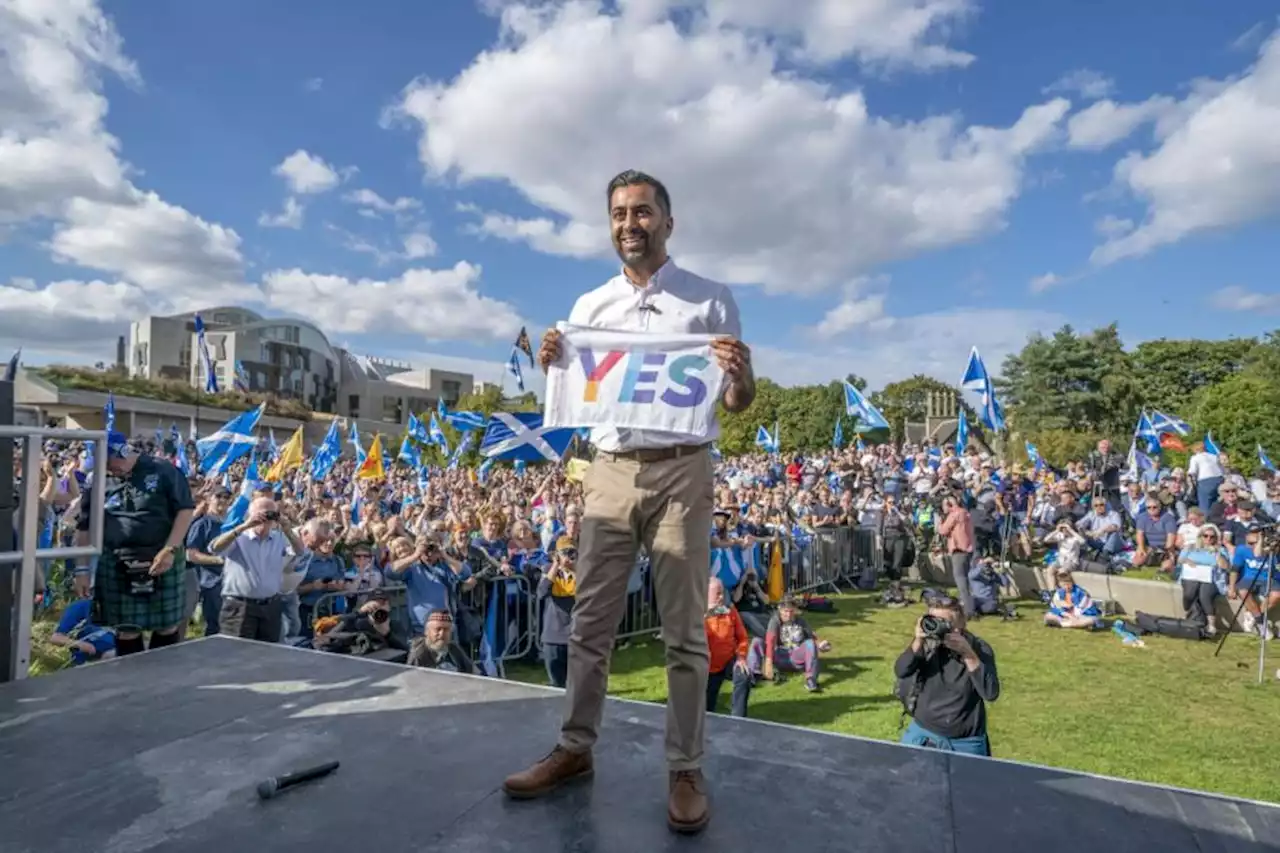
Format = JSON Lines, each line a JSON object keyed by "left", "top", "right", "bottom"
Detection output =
{"left": 507, "top": 590, "right": 1280, "bottom": 803}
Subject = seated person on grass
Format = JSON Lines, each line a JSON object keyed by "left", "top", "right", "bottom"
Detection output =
{"left": 746, "top": 595, "right": 831, "bottom": 693}
{"left": 1043, "top": 572, "right": 1101, "bottom": 629}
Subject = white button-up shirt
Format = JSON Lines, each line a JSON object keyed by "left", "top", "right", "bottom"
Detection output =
{"left": 568, "top": 259, "right": 743, "bottom": 453}
{"left": 220, "top": 527, "right": 301, "bottom": 599}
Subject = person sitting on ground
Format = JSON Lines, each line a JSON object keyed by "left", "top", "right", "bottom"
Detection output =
{"left": 704, "top": 578, "right": 751, "bottom": 717}
{"left": 1043, "top": 572, "right": 1101, "bottom": 629}
{"left": 1174, "top": 524, "right": 1228, "bottom": 636}
{"left": 407, "top": 608, "right": 476, "bottom": 673}
{"left": 48, "top": 597, "right": 115, "bottom": 665}
{"left": 746, "top": 595, "right": 831, "bottom": 692}
{"left": 965, "top": 556, "right": 1004, "bottom": 616}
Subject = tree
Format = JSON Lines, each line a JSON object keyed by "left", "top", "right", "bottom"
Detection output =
{"left": 1129, "top": 338, "right": 1257, "bottom": 414}
{"left": 998, "top": 324, "right": 1138, "bottom": 437}
{"left": 1191, "top": 374, "right": 1280, "bottom": 477}
{"left": 871, "top": 374, "right": 975, "bottom": 441}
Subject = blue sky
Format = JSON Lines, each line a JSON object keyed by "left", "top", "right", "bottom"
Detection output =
{"left": 2, "top": 0, "right": 1278, "bottom": 394}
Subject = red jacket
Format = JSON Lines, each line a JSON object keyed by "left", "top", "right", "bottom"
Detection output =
{"left": 705, "top": 607, "right": 749, "bottom": 672}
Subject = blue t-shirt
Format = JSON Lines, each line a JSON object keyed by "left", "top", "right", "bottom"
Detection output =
{"left": 55, "top": 599, "right": 115, "bottom": 664}
{"left": 1135, "top": 511, "right": 1177, "bottom": 549}
{"left": 1232, "top": 544, "right": 1277, "bottom": 586}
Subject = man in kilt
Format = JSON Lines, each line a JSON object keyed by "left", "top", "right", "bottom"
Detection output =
{"left": 74, "top": 431, "right": 196, "bottom": 656}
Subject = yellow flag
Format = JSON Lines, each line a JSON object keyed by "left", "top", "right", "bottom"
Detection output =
{"left": 357, "top": 433, "right": 386, "bottom": 481}
{"left": 565, "top": 458, "right": 590, "bottom": 482}
{"left": 263, "top": 426, "right": 305, "bottom": 482}
{"left": 765, "top": 541, "right": 785, "bottom": 602}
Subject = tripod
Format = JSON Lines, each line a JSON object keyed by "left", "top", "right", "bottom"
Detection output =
{"left": 1212, "top": 528, "right": 1276, "bottom": 686}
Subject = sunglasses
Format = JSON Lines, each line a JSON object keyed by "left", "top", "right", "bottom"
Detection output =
{"left": 559, "top": 549, "right": 578, "bottom": 561}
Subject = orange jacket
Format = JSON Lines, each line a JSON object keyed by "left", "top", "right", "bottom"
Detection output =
{"left": 705, "top": 607, "right": 749, "bottom": 673}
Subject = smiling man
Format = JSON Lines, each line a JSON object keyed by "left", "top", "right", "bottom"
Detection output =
{"left": 502, "top": 170, "right": 753, "bottom": 835}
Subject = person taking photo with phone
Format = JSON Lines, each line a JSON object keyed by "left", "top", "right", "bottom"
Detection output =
{"left": 206, "top": 496, "right": 306, "bottom": 643}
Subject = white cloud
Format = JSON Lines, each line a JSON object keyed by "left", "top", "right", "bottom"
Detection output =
{"left": 1210, "top": 286, "right": 1280, "bottom": 313}
{"left": 392, "top": 1, "right": 1067, "bottom": 296}
{"left": 272, "top": 149, "right": 346, "bottom": 194}
{"left": 1092, "top": 32, "right": 1280, "bottom": 264}
{"left": 1094, "top": 214, "right": 1133, "bottom": 238}
{"left": 0, "top": 277, "right": 149, "bottom": 352}
{"left": 304, "top": 76, "right": 324, "bottom": 92}
{"left": 258, "top": 196, "right": 304, "bottom": 229}
{"left": 810, "top": 288, "right": 888, "bottom": 338}
{"left": 1044, "top": 68, "right": 1115, "bottom": 100}
{"left": 260, "top": 262, "right": 523, "bottom": 342}
{"left": 1065, "top": 96, "right": 1177, "bottom": 150}
{"left": 1027, "top": 271, "right": 1061, "bottom": 293}
{"left": 756, "top": 307, "right": 1065, "bottom": 388}
{"left": 401, "top": 230, "right": 438, "bottom": 259}
{"left": 342, "top": 188, "right": 422, "bottom": 216}
{"left": 325, "top": 222, "right": 439, "bottom": 265}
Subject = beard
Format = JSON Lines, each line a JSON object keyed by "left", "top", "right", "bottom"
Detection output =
{"left": 614, "top": 229, "right": 654, "bottom": 264}
{"left": 425, "top": 637, "right": 449, "bottom": 654}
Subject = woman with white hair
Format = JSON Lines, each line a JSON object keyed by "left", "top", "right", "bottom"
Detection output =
{"left": 1175, "top": 524, "right": 1229, "bottom": 636}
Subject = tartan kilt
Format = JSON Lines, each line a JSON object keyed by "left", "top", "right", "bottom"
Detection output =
{"left": 95, "top": 549, "right": 188, "bottom": 632}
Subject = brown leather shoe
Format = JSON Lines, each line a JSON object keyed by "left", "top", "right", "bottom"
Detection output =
{"left": 502, "top": 746, "right": 593, "bottom": 799}
{"left": 668, "top": 769, "right": 709, "bottom": 834}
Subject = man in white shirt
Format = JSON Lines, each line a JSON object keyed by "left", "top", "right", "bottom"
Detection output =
{"left": 502, "top": 170, "right": 754, "bottom": 836}
{"left": 1187, "top": 442, "right": 1225, "bottom": 514}
{"left": 207, "top": 496, "right": 305, "bottom": 643}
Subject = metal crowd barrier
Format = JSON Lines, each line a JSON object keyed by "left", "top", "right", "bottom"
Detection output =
{"left": 456, "top": 574, "right": 538, "bottom": 670}
{"left": 0, "top": 426, "right": 108, "bottom": 682}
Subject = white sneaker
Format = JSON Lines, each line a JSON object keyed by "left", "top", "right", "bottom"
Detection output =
{"left": 1266, "top": 622, "right": 1276, "bottom": 642}
{"left": 1241, "top": 611, "right": 1257, "bottom": 633}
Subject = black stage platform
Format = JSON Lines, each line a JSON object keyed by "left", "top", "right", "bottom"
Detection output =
{"left": 1, "top": 636, "right": 1276, "bottom": 852}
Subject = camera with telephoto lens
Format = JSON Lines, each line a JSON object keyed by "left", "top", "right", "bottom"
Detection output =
{"left": 370, "top": 608, "right": 389, "bottom": 624}
{"left": 919, "top": 614, "right": 953, "bottom": 640}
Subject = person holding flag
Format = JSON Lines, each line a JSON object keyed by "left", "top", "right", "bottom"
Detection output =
{"left": 502, "top": 170, "right": 754, "bottom": 836}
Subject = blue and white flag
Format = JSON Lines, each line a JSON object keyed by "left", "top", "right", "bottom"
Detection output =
{"left": 755, "top": 424, "right": 778, "bottom": 454}
{"left": 1025, "top": 441, "right": 1044, "bottom": 472}
{"left": 268, "top": 428, "right": 280, "bottom": 461}
{"left": 311, "top": 419, "right": 341, "bottom": 480}
{"left": 2, "top": 348, "right": 18, "bottom": 382}
{"left": 1149, "top": 410, "right": 1191, "bottom": 436}
{"left": 194, "top": 313, "right": 219, "bottom": 393}
{"left": 1259, "top": 445, "right": 1276, "bottom": 473}
{"left": 437, "top": 397, "right": 448, "bottom": 420}
{"left": 407, "top": 412, "right": 430, "bottom": 444}
{"left": 104, "top": 392, "right": 116, "bottom": 432}
{"left": 477, "top": 582, "right": 503, "bottom": 677}
{"left": 507, "top": 348, "right": 525, "bottom": 393}
{"left": 955, "top": 409, "right": 969, "bottom": 454}
{"left": 398, "top": 433, "right": 423, "bottom": 470}
{"left": 349, "top": 420, "right": 366, "bottom": 465}
{"left": 448, "top": 431, "right": 474, "bottom": 470}
{"left": 712, "top": 546, "right": 746, "bottom": 592}
{"left": 844, "top": 381, "right": 890, "bottom": 430}
{"left": 1135, "top": 411, "right": 1161, "bottom": 455}
{"left": 220, "top": 457, "right": 259, "bottom": 533}
{"left": 1204, "top": 431, "right": 1221, "bottom": 456}
{"left": 428, "top": 412, "right": 449, "bottom": 454}
{"left": 478, "top": 457, "right": 495, "bottom": 483}
{"left": 479, "top": 412, "right": 575, "bottom": 463}
{"left": 445, "top": 410, "right": 487, "bottom": 432}
{"left": 234, "top": 360, "right": 249, "bottom": 392}
{"left": 833, "top": 417, "right": 844, "bottom": 450}
{"left": 960, "top": 347, "right": 1005, "bottom": 433}
{"left": 197, "top": 403, "right": 264, "bottom": 474}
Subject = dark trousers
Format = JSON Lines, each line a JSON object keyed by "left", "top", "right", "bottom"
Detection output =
{"left": 706, "top": 662, "right": 751, "bottom": 718}
{"left": 299, "top": 603, "right": 316, "bottom": 640}
{"left": 949, "top": 551, "right": 976, "bottom": 617}
{"left": 544, "top": 642, "right": 569, "bottom": 688}
{"left": 883, "top": 534, "right": 908, "bottom": 579}
{"left": 200, "top": 582, "right": 223, "bottom": 637}
{"left": 219, "top": 596, "right": 283, "bottom": 643}
{"left": 1181, "top": 580, "right": 1217, "bottom": 625}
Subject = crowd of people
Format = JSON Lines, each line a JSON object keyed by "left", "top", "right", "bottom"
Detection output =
{"left": 14, "top": 428, "right": 1280, "bottom": 734}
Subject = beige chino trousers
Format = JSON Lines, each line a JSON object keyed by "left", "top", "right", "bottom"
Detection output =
{"left": 558, "top": 446, "right": 714, "bottom": 771}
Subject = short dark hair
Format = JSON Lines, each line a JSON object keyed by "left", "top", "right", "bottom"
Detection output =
{"left": 606, "top": 170, "right": 671, "bottom": 216}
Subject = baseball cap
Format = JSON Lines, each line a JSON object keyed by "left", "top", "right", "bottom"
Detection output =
{"left": 105, "top": 430, "right": 133, "bottom": 459}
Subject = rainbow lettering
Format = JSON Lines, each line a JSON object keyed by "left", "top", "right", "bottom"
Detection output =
{"left": 576, "top": 348, "right": 711, "bottom": 409}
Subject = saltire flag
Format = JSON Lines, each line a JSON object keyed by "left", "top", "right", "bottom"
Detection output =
{"left": 506, "top": 349, "right": 525, "bottom": 392}
{"left": 514, "top": 326, "right": 534, "bottom": 366}
{"left": 349, "top": 477, "right": 362, "bottom": 526}
{"left": 833, "top": 417, "right": 844, "bottom": 450}
{"left": 754, "top": 425, "right": 778, "bottom": 453}
{"left": 955, "top": 409, "right": 969, "bottom": 454}
{"left": 843, "top": 381, "right": 890, "bottom": 430}
{"left": 381, "top": 441, "right": 395, "bottom": 472}
{"left": 1135, "top": 411, "right": 1162, "bottom": 455}
{"left": 310, "top": 419, "right": 342, "bottom": 480}
{"left": 3, "top": 348, "right": 19, "bottom": 382}
{"left": 154, "top": 426, "right": 164, "bottom": 448}
{"left": 513, "top": 459, "right": 526, "bottom": 476}
{"left": 712, "top": 546, "right": 746, "bottom": 592}
{"left": 445, "top": 410, "right": 487, "bottom": 432}
{"left": 234, "top": 360, "right": 249, "bottom": 393}
{"left": 268, "top": 428, "right": 280, "bottom": 461}
{"left": 1159, "top": 433, "right": 1188, "bottom": 453}
{"left": 348, "top": 420, "right": 366, "bottom": 465}
{"left": 264, "top": 427, "right": 305, "bottom": 482}
{"left": 856, "top": 435, "right": 866, "bottom": 453}
{"left": 478, "top": 457, "right": 496, "bottom": 484}
{"left": 197, "top": 403, "right": 265, "bottom": 474}
{"left": 428, "top": 412, "right": 449, "bottom": 454}
{"left": 437, "top": 397, "right": 448, "bottom": 420}
{"left": 710, "top": 444, "right": 723, "bottom": 462}
{"left": 448, "top": 431, "right": 475, "bottom": 469}
{"left": 1126, "top": 439, "right": 1155, "bottom": 481}
{"left": 960, "top": 347, "right": 1005, "bottom": 432}
{"left": 1259, "top": 445, "right": 1276, "bottom": 473}
{"left": 406, "top": 412, "right": 430, "bottom": 444}
{"left": 194, "top": 313, "right": 219, "bottom": 393}
{"left": 104, "top": 392, "right": 116, "bottom": 432}
{"left": 1149, "top": 410, "right": 1191, "bottom": 436}
{"left": 1026, "top": 441, "right": 1044, "bottom": 471}
{"left": 357, "top": 434, "right": 386, "bottom": 480}
{"left": 398, "top": 433, "right": 423, "bottom": 469}
{"left": 169, "top": 423, "right": 181, "bottom": 446}
{"left": 1204, "top": 432, "right": 1221, "bottom": 456}
{"left": 479, "top": 412, "right": 575, "bottom": 463}
{"left": 220, "top": 457, "right": 260, "bottom": 533}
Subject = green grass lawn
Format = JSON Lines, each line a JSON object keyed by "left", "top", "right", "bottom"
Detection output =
{"left": 506, "top": 592, "right": 1280, "bottom": 803}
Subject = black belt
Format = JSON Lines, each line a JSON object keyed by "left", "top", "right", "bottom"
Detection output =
{"left": 598, "top": 443, "right": 709, "bottom": 463}
{"left": 225, "top": 594, "right": 279, "bottom": 606}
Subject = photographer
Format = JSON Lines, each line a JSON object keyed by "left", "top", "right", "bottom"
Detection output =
{"left": 894, "top": 595, "right": 1000, "bottom": 756}
{"left": 1086, "top": 439, "right": 1125, "bottom": 511}
{"left": 313, "top": 592, "right": 407, "bottom": 657}
{"left": 207, "top": 496, "right": 305, "bottom": 643}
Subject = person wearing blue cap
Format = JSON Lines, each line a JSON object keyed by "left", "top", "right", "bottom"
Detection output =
{"left": 72, "top": 430, "right": 196, "bottom": 656}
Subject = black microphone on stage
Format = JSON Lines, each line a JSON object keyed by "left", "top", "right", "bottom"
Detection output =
{"left": 256, "top": 760, "right": 340, "bottom": 800}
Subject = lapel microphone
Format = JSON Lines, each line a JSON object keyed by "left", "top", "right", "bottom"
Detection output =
{"left": 638, "top": 302, "right": 662, "bottom": 315}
